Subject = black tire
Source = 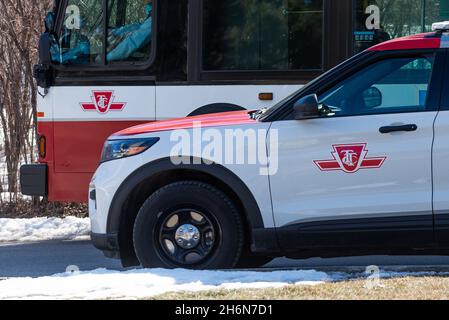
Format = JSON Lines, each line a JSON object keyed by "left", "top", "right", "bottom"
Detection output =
{"left": 133, "top": 181, "right": 244, "bottom": 269}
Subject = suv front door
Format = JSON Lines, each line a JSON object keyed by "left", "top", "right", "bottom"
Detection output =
{"left": 268, "top": 50, "right": 444, "bottom": 250}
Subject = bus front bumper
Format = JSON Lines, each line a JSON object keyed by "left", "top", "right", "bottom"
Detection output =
{"left": 20, "top": 164, "right": 48, "bottom": 197}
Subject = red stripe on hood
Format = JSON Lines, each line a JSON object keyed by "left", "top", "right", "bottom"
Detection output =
{"left": 114, "top": 110, "right": 256, "bottom": 136}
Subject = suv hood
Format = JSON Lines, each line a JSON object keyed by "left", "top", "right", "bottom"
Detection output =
{"left": 114, "top": 110, "right": 256, "bottom": 136}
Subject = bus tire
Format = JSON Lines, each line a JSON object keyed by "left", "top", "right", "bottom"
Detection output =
{"left": 188, "top": 103, "right": 246, "bottom": 117}
{"left": 133, "top": 181, "right": 244, "bottom": 269}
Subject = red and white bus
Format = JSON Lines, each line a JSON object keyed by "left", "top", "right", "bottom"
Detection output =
{"left": 21, "top": 0, "right": 449, "bottom": 202}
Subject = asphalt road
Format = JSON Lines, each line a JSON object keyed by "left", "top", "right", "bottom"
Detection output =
{"left": 2, "top": 240, "right": 449, "bottom": 278}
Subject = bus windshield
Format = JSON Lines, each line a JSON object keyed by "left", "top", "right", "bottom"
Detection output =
{"left": 51, "top": 0, "right": 153, "bottom": 65}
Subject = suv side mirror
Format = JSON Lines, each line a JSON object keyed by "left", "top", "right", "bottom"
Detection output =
{"left": 293, "top": 94, "right": 320, "bottom": 120}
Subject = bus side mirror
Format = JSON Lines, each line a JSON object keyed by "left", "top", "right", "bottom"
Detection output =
{"left": 38, "top": 32, "right": 52, "bottom": 65}
{"left": 34, "top": 32, "right": 53, "bottom": 89}
{"left": 44, "top": 12, "right": 56, "bottom": 32}
{"left": 294, "top": 94, "right": 320, "bottom": 120}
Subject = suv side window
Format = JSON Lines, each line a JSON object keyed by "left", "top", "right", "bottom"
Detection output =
{"left": 318, "top": 54, "right": 435, "bottom": 117}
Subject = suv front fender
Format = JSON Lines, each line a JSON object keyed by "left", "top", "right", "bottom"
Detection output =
{"left": 106, "top": 157, "right": 279, "bottom": 266}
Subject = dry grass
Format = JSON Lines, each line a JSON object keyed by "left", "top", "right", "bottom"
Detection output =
{"left": 0, "top": 200, "right": 87, "bottom": 218}
{"left": 152, "top": 276, "right": 449, "bottom": 300}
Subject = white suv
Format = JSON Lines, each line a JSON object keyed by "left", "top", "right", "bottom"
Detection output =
{"left": 89, "top": 30, "right": 449, "bottom": 269}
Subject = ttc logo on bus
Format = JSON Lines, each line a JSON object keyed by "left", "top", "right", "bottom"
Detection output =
{"left": 80, "top": 91, "right": 126, "bottom": 114}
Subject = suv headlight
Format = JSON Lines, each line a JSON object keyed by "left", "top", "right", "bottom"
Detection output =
{"left": 100, "top": 138, "right": 160, "bottom": 163}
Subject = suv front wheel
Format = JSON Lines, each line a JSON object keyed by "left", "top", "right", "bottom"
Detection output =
{"left": 133, "top": 181, "right": 244, "bottom": 269}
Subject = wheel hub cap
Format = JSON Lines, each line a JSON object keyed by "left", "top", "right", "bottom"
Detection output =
{"left": 175, "top": 224, "right": 200, "bottom": 249}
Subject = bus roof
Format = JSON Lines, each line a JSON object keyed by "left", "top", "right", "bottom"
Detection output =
{"left": 368, "top": 32, "right": 444, "bottom": 52}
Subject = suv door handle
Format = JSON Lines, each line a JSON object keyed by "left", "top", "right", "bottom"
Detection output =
{"left": 379, "top": 124, "right": 418, "bottom": 134}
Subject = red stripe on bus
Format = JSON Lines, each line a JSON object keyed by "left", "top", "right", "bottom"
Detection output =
{"left": 38, "top": 120, "right": 152, "bottom": 202}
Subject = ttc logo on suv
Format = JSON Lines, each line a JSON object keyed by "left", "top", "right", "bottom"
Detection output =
{"left": 81, "top": 91, "right": 126, "bottom": 114}
{"left": 314, "top": 144, "right": 386, "bottom": 173}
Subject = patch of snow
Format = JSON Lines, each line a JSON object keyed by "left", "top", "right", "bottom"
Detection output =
{"left": 0, "top": 192, "right": 32, "bottom": 202}
{"left": 0, "top": 217, "right": 90, "bottom": 242}
{"left": 0, "top": 268, "right": 340, "bottom": 300}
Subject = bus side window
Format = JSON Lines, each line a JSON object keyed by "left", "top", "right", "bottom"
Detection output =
{"left": 52, "top": 0, "right": 103, "bottom": 65}
{"left": 202, "top": 0, "right": 324, "bottom": 71}
{"left": 106, "top": 0, "right": 154, "bottom": 63}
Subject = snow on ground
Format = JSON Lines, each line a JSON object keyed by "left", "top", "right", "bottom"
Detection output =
{"left": 0, "top": 217, "right": 90, "bottom": 242}
{"left": 0, "top": 268, "right": 342, "bottom": 300}
{"left": 2, "top": 267, "right": 447, "bottom": 300}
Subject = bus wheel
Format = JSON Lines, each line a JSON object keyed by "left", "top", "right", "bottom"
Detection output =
{"left": 188, "top": 103, "right": 245, "bottom": 117}
{"left": 133, "top": 181, "right": 244, "bottom": 269}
